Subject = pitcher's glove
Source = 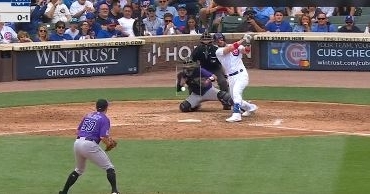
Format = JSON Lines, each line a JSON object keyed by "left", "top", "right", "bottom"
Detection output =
{"left": 103, "top": 137, "right": 117, "bottom": 151}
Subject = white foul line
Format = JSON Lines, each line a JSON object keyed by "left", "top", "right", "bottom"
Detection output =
{"left": 1, "top": 121, "right": 369, "bottom": 137}
{"left": 0, "top": 123, "right": 155, "bottom": 136}
{"left": 248, "top": 121, "right": 370, "bottom": 137}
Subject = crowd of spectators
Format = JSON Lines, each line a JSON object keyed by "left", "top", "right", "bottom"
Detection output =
{"left": 0, "top": 0, "right": 369, "bottom": 44}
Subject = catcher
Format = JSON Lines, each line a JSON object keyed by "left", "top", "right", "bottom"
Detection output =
{"left": 59, "top": 99, "right": 120, "bottom": 194}
{"left": 176, "top": 63, "right": 234, "bottom": 112}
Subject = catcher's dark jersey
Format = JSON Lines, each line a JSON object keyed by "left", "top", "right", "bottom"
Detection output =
{"left": 192, "top": 44, "right": 222, "bottom": 71}
{"left": 77, "top": 112, "right": 110, "bottom": 144}
{"left": 185, "top": 67, "right": 213, "bottom": 96}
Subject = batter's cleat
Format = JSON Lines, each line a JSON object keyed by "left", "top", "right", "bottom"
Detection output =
{"left": 226, "top": 113, "right": 242, "bottom": 122}
{"left": 242, "top": 104, "right": 258, "bottom": 117}
{"left": 223, "top": 105, "right": 231, "bottom": 110}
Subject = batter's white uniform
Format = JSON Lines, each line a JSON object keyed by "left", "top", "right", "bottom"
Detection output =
{"left": 215, "top": 44, "right": 257, "bottom": 122}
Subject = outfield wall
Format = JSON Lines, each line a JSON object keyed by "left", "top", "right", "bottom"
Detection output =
{"left": 0, "top": 32, "right": 369, "bottom": 82}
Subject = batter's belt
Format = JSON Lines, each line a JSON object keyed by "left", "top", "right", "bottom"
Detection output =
{"left": 225, "top": 69, "right": 244, "bottom": 78}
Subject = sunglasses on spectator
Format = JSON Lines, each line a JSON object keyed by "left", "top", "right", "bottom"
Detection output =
{"left": 159, "top": 0, "right": 166, "bottom": 3}
{"left": 39, "top": 30, "right": 46, "bottom": 32}
{"left": 346, "top": 22, "right": 353, "bottom": 24}
{"left": 165, "top": 20, "right": 172, "bottom": 22}
{"left": 317, "top": 18, "right": 326, "bottom": 20}
{"left": 57, "top": 26, "right": 65, "bottom": 29}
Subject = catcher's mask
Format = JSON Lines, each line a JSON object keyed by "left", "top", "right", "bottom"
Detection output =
{"left": 200, "top": 31, "right": 213, "bottom": 44}
{"left": 182, "top": 64, "right": 199, "bottom": 78}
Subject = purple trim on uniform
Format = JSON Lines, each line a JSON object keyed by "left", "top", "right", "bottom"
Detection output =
{"left": 200, "top": 68, "right": 213, "bottom": 78}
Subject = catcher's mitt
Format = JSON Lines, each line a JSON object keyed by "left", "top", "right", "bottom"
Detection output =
{"left": 104, "top": 137, "right": 117, "bottom": 151}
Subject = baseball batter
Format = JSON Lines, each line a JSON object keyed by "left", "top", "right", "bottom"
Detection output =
{"left": 214, "top": 33, "right": 258, "bottom": 122}
{"left": 59, "top": 99, "right": 120, "bottom": 194}
{"left": 176, "top": 64, "right": 234, "bottom": 112}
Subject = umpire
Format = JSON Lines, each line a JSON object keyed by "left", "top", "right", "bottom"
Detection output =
{"left": 192, "top": 31, "right": 230, "bottom": 110}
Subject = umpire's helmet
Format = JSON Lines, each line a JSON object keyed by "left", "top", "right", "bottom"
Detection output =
{"left": 213, "top": 33, "right": 225, "bottom": 41}
{"left": 200, "top": 31, "right": 212, "bottom": 41}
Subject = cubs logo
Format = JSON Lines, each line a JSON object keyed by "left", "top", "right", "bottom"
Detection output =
{"left": 232, "top": 49, "right": 239, "bottom": 56}
{"left": 284, "top": 43, "right": 308, "bottom": 66}
{"left": 4, "top": 32, "right": 12, "bottom": 40}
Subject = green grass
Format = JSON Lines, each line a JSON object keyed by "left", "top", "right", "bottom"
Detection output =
{"left": 1, "top": 87, "right": 370, "bottom": 107}
{"left": 1, "top": 136, "right": 370, "bottom": 194}
{"left": 1, "top": 86, "right": 370, "bottom": 194}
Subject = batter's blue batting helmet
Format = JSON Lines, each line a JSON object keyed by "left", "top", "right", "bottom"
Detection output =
{"left": 213, "top": 33, "right": 225, "bottom": 41}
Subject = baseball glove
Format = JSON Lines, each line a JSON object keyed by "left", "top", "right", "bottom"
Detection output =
{"left": 104, "top": 137, "right": 117, "bottom": 151}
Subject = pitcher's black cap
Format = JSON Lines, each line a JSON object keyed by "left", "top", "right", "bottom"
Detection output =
{"left": 96, "top": 99, "right": 108, "bottom": 112}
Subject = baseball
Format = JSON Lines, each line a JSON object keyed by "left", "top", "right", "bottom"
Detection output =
{"left": 181, "top": 86, "right": 186, "bottom": 91}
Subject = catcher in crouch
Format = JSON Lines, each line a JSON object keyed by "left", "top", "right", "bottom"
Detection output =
{"left": 176, "top": 64, "right": 234, "bottom": 112}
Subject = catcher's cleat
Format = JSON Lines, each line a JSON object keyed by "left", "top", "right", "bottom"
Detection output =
{"left": 226, "top": 113, "right": 242, "bottom": 122}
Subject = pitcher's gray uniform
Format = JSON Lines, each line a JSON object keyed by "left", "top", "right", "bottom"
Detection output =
{"left": 59, "top": 99, "right": 120, "bottom": 194}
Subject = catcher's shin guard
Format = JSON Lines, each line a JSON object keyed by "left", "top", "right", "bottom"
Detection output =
{"left": 179, "top": 100, "right": 192, "bottom": 112}
{"left": 217, "top": 91, "right": 233, "bottom": 106}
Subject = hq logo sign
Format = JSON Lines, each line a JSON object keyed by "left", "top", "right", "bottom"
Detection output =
{"left": 147, "top": 43, "right": 196, "bottom": 66}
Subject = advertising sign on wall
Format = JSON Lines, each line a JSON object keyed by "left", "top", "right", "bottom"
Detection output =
{"left": 15, "top": 46, "right": 139, "bottom": 80}
{"left": 266, "top": 41, "right": 310, "bottom": 69}
{"left": 310, "top": 41, "right": 370, "bottom": 71}
{"left": 261, "top": 41, "right": 370, "bottom": 71}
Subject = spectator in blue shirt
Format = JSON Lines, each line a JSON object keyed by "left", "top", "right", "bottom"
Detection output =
{"left": 49, "top": 21, "right": 73, "bottom": 41}
{"left": 85, "top": 12, "right": 102, "bottom": 36}
{"left": 311, "top": 13, "right": 336, "bottom": 32}
{"left": 173, "top": 4, "right": 188, "bottom": 32}
{"left": 156, "top": 0, "right": 178, "bottom": 19}
{"left": 265, "top": 10, "right": 292, "bottom": 32}
{"left": 253, "top": 7, "right": 274, "bottom": 25}
{"left": 96, "top": 18, "right": 123, "bottom": 38}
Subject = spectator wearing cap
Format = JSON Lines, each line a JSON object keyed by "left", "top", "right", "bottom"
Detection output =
{"left": 109, "top": 1, "right": 123, "bottom": 20}
{"left": 252, "top": 7, "right": 274, "bottom": 26}
{"left": 155, "top": 0, "right": 178, "bottom": 19}
{"left": 85, "top": 12, "right": 102, "bottom": 35}
{"left": 173, "top": 4, "right": 188, "bottom": 32}
{"left": 338, "top": 16, "right": 362, "bottom": 33}
{"left": 49, "top": 21, "right": 73, "bottom": 41}
{"left": 156, "top": 12, "right": 181, "bottom": 35}
{"left": 311, "top": 12, "right": 336, "bottom": 32}
{"left": 236, "top": 8, "right": 266, "bottom": 32}
{"left": 69, "top": 0, "right": 95, "bottom": 21}
{"left": 97, "top": 18, "right": 124, "bottom": 38}
{"left": 45, "top": 0, "right": 72, "bottom": 23}
{"left": 65, "top": 17, "right": 81, "bottom": 39}
{"left": 96, "top": 3, "right": 112, "bottom": 27}
{"left": 117, "top": 5, "right": 136, "bottom": 37}
{"left": 265, "top": 10, "right": 292, "bottom": 32}
{"left": 142, "top": 5, "right": 163, "bottom": 35}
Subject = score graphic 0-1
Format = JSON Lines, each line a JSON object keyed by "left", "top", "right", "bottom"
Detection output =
{"left": 0, "top": 0, "right": 31, "bottom": 22}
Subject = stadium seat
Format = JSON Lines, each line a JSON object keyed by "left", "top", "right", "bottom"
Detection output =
{"left": 219, "top": 15, "right": 245, "bottom": 33}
